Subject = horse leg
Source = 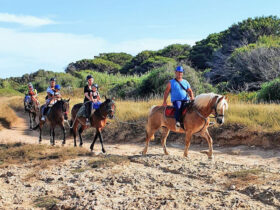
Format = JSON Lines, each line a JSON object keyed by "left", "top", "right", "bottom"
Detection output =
{"left": 200, "top": 129, "right": 214, "bottom": 160}
{"left": 98, "top": 130, "right": 106, "bottom": 153}
{"left": 72, "top": 120, "right": 79, "bottom": 147}
{"left": 90, "top": 130, "right": 99, "bottom": 152}
{"left": 38, "top": 123, "right": 43, "bottom": 143}
{"left": 183, "top": 131, "right": 192, "bottom": 158}
{"left": 29, "top": 112, "right": 32, "bottom": 130}
{"left": 52, "top": 128, "right": 55, "bottom": 146}
{"left": 61, "top": 124, "right": 66, "bottom": 145}
{"left": 78, "top": 126, "right": 86, "bottom": 147}
{"left": 161, "top": 127, "right": 170, "bottom": 155}
{"left": 142, "top": 126, "right": 159, "bottom": 155}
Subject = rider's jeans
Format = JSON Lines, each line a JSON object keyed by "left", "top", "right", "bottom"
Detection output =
{"left": 173, "top": 100, "right": 184, "bottom": 123}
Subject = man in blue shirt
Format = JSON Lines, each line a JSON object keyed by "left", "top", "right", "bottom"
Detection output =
{"left": 162, "top": 66, "right": 194, "bottom": 128}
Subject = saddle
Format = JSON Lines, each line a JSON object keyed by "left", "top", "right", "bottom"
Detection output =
{"left": 165, "top": 101, "right": 193, "bottom": 118}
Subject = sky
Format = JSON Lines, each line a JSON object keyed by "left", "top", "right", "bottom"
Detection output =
{"left": 0, "top": 0, "right": 280, "bottom": 78}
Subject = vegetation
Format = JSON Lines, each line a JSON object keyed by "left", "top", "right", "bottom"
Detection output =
{"left": 257, "top": 78, "right": 280, "bottom": 102}
{"left": 0, "top": 142, "right": 92, "bottom": 168}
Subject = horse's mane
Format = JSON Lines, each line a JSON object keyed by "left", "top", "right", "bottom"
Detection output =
{"left": 194, "top": 93, "right": 228, "bottom": 109}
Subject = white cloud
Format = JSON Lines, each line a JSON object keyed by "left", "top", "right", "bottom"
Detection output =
{"left": 0, "top": 27, "right": 196, "bottom": 78}
{"left": 0, "top": 13, "right": 55, "bottom": 27}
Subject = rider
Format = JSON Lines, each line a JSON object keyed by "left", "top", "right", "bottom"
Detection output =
{"left": 41, "top": 78, "right": 57, "bottom": 121}
{"left": 84, "top": 75, "right": 95, "bottom": 126}
{"left": 162, "top": 66, "right": 194, "bottom": 129}
{"left": 54, "top": 84, "right": 62, "bottom": 100}
{"left": 92, "top": 83, "right": 101, "bottom": 109}
{"left": 25, "top": 82, "right": 39, "bottom": 106}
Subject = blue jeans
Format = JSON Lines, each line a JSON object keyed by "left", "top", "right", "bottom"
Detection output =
{"left": 172, "top": 100, "right": 187, "bottom": 122}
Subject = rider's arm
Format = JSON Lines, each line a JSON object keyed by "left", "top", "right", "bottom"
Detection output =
{"left": 162, "top": 82, "right": 171, "bottom": 106}
{"left": 187, "top": 88, "right": 194, "bottom": 100}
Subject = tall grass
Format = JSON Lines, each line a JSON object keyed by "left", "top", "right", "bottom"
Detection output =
{"left": 0, "top": 98, "right": 19, "bottom": 130}
{"left": 1, "top": 94, "right": 280, "bottom": 132}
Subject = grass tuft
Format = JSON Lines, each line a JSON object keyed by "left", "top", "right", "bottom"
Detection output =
{"left": 33, "top": 196, "right": 58, "bottom": 209}
{"left": 0, "top": 142, "right": 93, "bottom": 168}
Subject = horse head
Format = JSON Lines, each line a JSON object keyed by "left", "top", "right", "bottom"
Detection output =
{"left": 99, "top": 97, "right": 115, "bottom": 119}
{"left": 61, "top": 98, "right": 70, "bottom": 120}
{"left": 211, "top": 95, "right": 228, "bottom": 125}
{"left": 194, "top": 93, "right": 228, "bottom": 125}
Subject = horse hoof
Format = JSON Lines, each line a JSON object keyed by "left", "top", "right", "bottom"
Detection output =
{"left": 208, "top": 155, "right": 214, "bottom": 161}
{"left": 102, "top": 150, "right": 106, "bottom": 154}
{"left": 79, "top": 144, "right": 83, "bottom": 147}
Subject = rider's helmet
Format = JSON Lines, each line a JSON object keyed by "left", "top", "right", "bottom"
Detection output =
{"left": 86, "top": 75, "right": 93, "bottom": 81}
{"left": 54, "top": 84, "right": 61, "bottom": 90}
{"left": 28, "top": 82, "right": 33, "bottom": 88}
{"left": 92, "top": 83, "right": 98, "bottom": 89}
{"left": 50, "top": 77, "right": 56, "bottom": 82}
{"left": 175, "top": 66, "right": 184, "bottom": 72}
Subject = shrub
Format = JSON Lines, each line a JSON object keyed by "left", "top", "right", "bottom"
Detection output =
{"left": 257, "top": 78, "right": 280, "bottom": 102}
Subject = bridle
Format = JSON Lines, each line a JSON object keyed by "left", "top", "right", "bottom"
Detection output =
{"left": 96, "top": 100, "right": 115, "bottom": 119}
{"left": 210, "top": 97, "right": 225, "bottom": 119}
{"left": 194, "top": 96, "right": 225, "bottom": 133}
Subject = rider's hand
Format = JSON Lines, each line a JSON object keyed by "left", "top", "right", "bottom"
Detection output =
{"left": 162, "top": 102, "right": 167, "bottom": 107}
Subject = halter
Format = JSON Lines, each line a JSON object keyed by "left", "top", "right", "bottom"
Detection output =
{"left": 211, "top": 96, "right": 225, "bottom": 119}
{"left": 96, "top": 101, "right": 115, "bottom": 119}
{"left": 194, "top": 96, "right": 225, "bottom": 133}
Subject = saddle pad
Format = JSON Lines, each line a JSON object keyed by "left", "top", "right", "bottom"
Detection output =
{"left": 165, "top": 106, "right": 188, "bottom": 118}
{"left": 77, "top": 104, "right": 86, "bottom": 118}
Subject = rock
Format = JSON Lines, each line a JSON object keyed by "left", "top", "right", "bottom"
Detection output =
{"left": 229, "top": 185, "right": 236, "bottom": 190}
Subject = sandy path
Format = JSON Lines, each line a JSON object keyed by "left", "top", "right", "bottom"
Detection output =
{"left": 0, "top": 111, "right": 280, "bottom": 209}
{"left": 1, "top": 111, "right": 279, "bottom": 169}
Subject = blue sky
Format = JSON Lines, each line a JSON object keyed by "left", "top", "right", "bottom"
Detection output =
{"left": 0, "top": 0, "right": 279, "bottom": 78}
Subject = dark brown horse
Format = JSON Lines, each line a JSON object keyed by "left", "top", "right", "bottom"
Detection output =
{"left": 33, "top": 99, "right": 70, "bottom": 145}
{"left": 24, "top": 98, "right": 39, "bottom": 130}
{"left": 70, "top": 98, "right": 115, "bottom": 153}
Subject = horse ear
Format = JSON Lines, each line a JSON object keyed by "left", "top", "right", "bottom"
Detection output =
{"left": 225, "top": 95, "right": 229, "bottom": 101}
{"left": 105, "top": 95, "right": 107, "bottom": 100}
{"left": 67, "top": 98, "right": 70, "bottom": 102}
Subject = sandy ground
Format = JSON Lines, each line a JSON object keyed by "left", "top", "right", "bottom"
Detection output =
{"left": 0, "top": 112, "right": 280, "bottom": 209}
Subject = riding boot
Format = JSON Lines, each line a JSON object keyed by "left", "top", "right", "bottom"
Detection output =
{"left": 41, "top": 106, "right": 46, "bottom": 121}
{"left": 85, "top": 102, "right": 92, "bottom": 126}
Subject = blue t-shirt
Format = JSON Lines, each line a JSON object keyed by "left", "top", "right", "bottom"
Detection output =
{"left": 170, "top": 79, "right": 191, "bottom": 102}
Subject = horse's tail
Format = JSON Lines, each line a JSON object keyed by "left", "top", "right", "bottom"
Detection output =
{"left": 146, "top": 105, "right": 158, "bottom": 140}
{"left": 32, "top": 124, "right": 39, "bottom": 130}
{"left": 69, "top": 119, "right": 73, "bottom": 135}
{"left": 148, "top": 105, "right": 157, "bottom": 116}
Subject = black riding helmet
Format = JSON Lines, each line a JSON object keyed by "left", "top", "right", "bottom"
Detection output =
{"left": 50, "top": 77, "right": 56, "bottom": 82}
{"left": 92, "top": 83, "right": 98, "bottom": 89}
{"left": 86, "top": 75, "right": 93, "bottom": 81}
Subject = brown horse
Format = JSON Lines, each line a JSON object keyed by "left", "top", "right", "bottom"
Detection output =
{"left": 70, "top": 98, "right": 115, "bottom": 153}
{"left": 24, "top": 97, "right": 39, "bottom": 130}
{"left": 33, "top": 99, "right": 70, "bottom": 145}
{"left": 142, "top": 93, "right": 228, "bottom": 159}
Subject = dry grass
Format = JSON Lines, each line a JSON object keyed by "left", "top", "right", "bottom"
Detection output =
{"left": 2, "top": 93, "right": 280, "bottom": 132}
{"left": 0, "top": 142, "right": 93, "bottom": 168}
{"left": 33, "top": 196, "right": 58, "bottom": 209}
{"left": 226, "top": 102, "right": 280, "bottom": 132}
{"left": 0, "top": 98, "right": 19, "bottom": 130}
{"left": 88, "top": 154, "right": 130, "bottom": 168}
{"left": 224, "top": 169, "right": 264, "bottom": 189}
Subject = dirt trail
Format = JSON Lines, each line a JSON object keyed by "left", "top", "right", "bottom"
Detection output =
{"left": 0, "top": 112, "right": 280, "bottom": 209}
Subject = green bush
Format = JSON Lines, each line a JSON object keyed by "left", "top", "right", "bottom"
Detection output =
{"left": 257, "top": 78, "right": 280, "bottom": 102}
{"left": 94, "top": 52, "right": 133, "bottom": 66}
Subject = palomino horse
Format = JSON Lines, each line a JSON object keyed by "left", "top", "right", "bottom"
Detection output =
{"left": 33, "top": 99, "right": 70, "bottom": 145}
{"left": 70, "top": 98, "right": 115, "bottom": 153}
{"left": 142, "top": 93, "right": 228, "bottom": 159}
{"left": 24, "top": 98, "right": 39, "bottom": 130}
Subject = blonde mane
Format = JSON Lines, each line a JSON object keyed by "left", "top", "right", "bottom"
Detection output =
{"left": 194, "top": 93, "right": 228, "bottom": 109}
